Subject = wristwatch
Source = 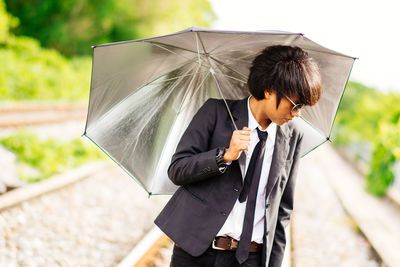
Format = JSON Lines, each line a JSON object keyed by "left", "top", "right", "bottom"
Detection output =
{"left": 216, "top": 147, "right": 228, "bottom": 173}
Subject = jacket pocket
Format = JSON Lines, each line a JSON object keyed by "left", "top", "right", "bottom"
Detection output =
{"left": 183, "top": 186, "right": 207, "bottom": 204}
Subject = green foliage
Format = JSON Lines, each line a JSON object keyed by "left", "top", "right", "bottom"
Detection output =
{"left": 132, "top": 0, "right": 216, "bottom": 37}
{"left": 0, "top": 131, "right": 105, "bottom": 183}
{"left": 1, "top": 0, "right": 214, "bottom": 100}
{"left": 334, "top": 81, "right": 400, "bottom": 146}
{"left": 5, "top": 0, "right": 215, "bottom": 56}
{"left": 0, "top": 35, "right": 91, "bottom": 100}
{"left": 333, "top": 81, "right": 400, "bottom": 196}
{"left": 334, "top": 81, "right": 386, "bottom": 145}
{"left": 0, "top": 0, "right": 17, "bottom": 42}
{"left": 1, "top": 0, "right": 215, "bottom": 100}
{"left": 366, "top": 120, "right": 400, "bottom": 196}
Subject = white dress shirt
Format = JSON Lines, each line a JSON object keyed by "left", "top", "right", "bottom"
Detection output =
{"left": 217, "top": 96, "right": 277, "bottom": 244}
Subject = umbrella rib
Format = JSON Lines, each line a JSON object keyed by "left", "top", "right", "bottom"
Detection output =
{"left": 301, "top": 139, "right": 329, "bottom": 158}
{"left": 199, "top": 32, "right": 297, "bottom": 57}
{"left": 82, "top": 134, "right": 149, "bottom": 190}
{"left": 195, "top": 31, "right": 202, "bottom": 66}
{"left": 214, "top": 71, "right": 247, "bottom": 84}
{"left": 195, "top": 32, "right": 238, "bottom": 130}
{"left": 303, "top": 48, "right": 356, "bottom": 59}
{"left": 148, "top": 41, "right": 200, "bottom": 56}
{"left": 208, "top": 55, "right": 248, "bottom": 80}
{"left": 296, "top": 115, "right": 330, "bottom": 158}
{"left": 174, "top": 64, "right": 204, "bottom": 116}
{"left": 198, "top": 33, "right": 257, "bottom": 56}
{"left": 211, "top": 49, "right": 256, "bottom": 61}
{"left": 149, "top": 42, "right": 195, "bottom": 61}
{"left": 148, "top": 69, "right": 209, "bottom": 86}
{"left": 177, "top": 67, "right": 212, "bottom": 114}
{"left": 299, "top": 116, "right": 326, "bottom": 137}
{"left": 326, "top": 59, "right": 357, "bottom": 138}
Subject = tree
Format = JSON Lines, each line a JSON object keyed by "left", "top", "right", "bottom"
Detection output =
{"left": 0, "top": 0, "right": 17, "bottom": 42}
{"left": 0, "top": 0, "right": 92, "bottom": 101}
{"left": 5, "top": 0, "right": 215, "bottom": 56}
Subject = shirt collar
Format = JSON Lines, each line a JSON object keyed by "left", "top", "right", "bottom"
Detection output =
{"left": 247, "top": 96, "right": 277, "bottom": 141}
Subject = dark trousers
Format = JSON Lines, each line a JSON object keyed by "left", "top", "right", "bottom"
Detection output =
{"left": 170, "top": 244, "right": 262, "bottom": 267}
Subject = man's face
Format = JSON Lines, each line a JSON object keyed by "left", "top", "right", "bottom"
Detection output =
{"left": 264, "top": 91, "right": 301, "bottom": 125}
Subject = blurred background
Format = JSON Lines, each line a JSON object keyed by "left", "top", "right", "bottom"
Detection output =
{"left": 0, "top": 0, "right": 399, "bottom": 266}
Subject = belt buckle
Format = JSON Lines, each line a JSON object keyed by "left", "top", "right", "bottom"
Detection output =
{"left": 229, "top": 238, "right": 238, "bottom": 249}
{"left": 212, "top": 239, "right": 225, "bottom": 251}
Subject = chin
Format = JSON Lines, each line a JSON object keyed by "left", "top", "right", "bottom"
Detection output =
{"left": 277, "top": 119, "right": 290, "bottom": 125}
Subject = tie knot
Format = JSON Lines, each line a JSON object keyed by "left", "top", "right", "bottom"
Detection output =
{"left": 256, "top": 128, "right": 268, "bottom": 141}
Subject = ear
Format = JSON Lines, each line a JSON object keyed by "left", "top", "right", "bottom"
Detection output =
{"left": 264, "top": 89, "right": 276, "bottom": 101}
{"left": 264, "top": 89, "right": 272, "bottom": 99}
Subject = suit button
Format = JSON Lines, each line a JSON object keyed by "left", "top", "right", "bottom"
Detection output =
{"left": 233, "top": 188, "right": 239, "bottom": 192}
{"left": 265, "top": 203, "right": 270, "bottom": 209}
{"left": 221, "top": 212, "right": 227, "bottom": 216}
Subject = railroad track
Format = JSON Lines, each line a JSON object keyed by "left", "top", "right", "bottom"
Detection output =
{"left": 0, "top": 130, "right": 398, "bottom": 266}
{"left": 123, "top": 145, "right": 398, "bottom": 267}
{"left": 0, "top": 161, "right": 170, "bottom": 266}
{"left": 117, "top": 227, "right": 172, "bottom": 267}
{"left": 292, "top": 144, "right": 400, "bottom": 267}
{"left": 0, "top": 102, "right": 173, "bottom": 266}
{"left": 0, "top": 162, "right": 108, "bottom": 211}
{"left": 0, "top": 102, "right": 87, "bottom": 127}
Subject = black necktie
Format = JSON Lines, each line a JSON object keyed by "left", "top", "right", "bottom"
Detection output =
{"left": 236, "top": 128, "right": 268, "bottom": 264}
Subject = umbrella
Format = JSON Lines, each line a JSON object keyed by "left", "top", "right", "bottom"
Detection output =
{"left": 83, "top": 27, "right": 356, "bottom": 195}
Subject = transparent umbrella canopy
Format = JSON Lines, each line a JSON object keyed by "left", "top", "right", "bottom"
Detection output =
{"left": 83, "top": 27, "right": 356, "bottom": 195}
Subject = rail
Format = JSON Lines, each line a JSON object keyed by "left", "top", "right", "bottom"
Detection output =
{"left": 0, "top": 103, "right": 87, "bottom": 127}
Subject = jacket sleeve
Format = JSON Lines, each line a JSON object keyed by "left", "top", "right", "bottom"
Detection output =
{"left": 167, "top": 98, "right": 225, "bottom": 186}
{"left": 268, "top": 134, "right": 303, "bottom": 267}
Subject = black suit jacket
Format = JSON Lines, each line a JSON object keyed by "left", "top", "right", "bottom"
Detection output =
{"left": 155, "top": 97, "right": 303, "bottom": 267}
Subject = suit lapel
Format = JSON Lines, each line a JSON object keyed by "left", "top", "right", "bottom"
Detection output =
{"left": 230, "top": 98, "right": 248, "bottom": 178}
{"left": 265, "top": 124, "right": 291, "bottom": 198}
{"left": 230, "top": 98, "right": 248, "bottom": 132}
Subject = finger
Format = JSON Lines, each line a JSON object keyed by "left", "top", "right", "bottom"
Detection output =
{"left": 239, "top": 129, "right": 251, "bottom": 136}
{"left": 232, "top": 135, "right": 250, "bottom": 143}
{"left": 241, "top": 144, "right": 250, "bottom": 151}
{"left": 233, "top": 130, "right": 250, "bottom": 137}
{"left": 232, "top": 144, "right": 248, "bottom": 152}
{"left": 234, "top": 140, "right": 250, "bottom": 148}
{"left": 237, "top": 135, "right": 251, "bottom": 141}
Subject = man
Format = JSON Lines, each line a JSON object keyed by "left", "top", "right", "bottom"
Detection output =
{"left": 155, "top": 45, "right": 322, "bottom": 267}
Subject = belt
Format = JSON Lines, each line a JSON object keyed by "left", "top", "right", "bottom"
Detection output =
{"left": 212, "top": 236, "right": 262, "bottom": 252}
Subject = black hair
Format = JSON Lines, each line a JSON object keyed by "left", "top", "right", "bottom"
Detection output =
{"left": 247, "top": 45, "right": 322, "bottom": 107}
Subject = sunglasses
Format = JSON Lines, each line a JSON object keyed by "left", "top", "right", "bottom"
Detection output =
{"left": 284, "top": 95, "right": 304, "bottom": 114}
